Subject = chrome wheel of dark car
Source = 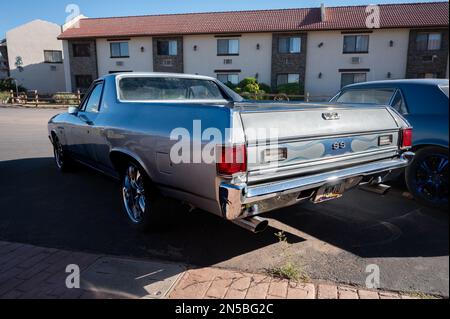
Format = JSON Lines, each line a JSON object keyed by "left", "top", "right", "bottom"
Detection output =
{"left": 406, "top": 147, "right": 449, "bottom": 209}
{"left": 122, "top": 164, "right": 148, "bottom": 224}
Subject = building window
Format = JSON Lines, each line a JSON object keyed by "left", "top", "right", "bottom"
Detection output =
{"left": 416, "top": 32, "right": 442, "bottom": 51}
{"left": 44, "top": 50, "right": 63, "bottom": 63}
{"left": 419, "top": 72, "right": 439, "bottom": 79}
{"left": 277, "top": 74, "right": 300, "bottom": 86}
{"left": 217, "top": 39, "right": 239, "bottom": 56}
{"left": 73, "top": 43, "right": 91, "bottom": 57}
{"left": 341, "top": 73, "right": 367, "bottom": 88}
{"left": 278, "top": 37, "right": 301, "bottom": 54}
{"left": 110, "top": 42, "right": 129, "bottom": 58}
{"left": 75, "top": 75, "right": 93, "bottom": 89}
{"left": 157, "top": 40, "right": 177, "bottom": 56}
{"left": 217, "top": 74, "right": 239, "bottom": 85}
{"left": 343, "top": 35, "right": 369, "bottom": 53}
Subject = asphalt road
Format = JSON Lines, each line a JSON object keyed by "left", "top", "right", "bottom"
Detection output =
{"left": 0, "top": 107, "right": 448, "bottom": 296}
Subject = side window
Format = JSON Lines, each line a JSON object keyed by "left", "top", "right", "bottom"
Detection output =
{"left": 82, "top": 83, "right": 103, "bottom": 113}
{"left": 391, "top": 90, "right": 408, "bottom": 114}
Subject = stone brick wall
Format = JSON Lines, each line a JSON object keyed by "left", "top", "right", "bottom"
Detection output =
{"left": 152, "top": 37, "right": 184, "bottom": 73}
{"left": 68, "top": 40, "right": 98, "bottom": 92}
{"left": 406, "top": 29, "right": 449, "bottom": 78}
{"left": 271, "top": 33, "right": 308, "bottom": 91}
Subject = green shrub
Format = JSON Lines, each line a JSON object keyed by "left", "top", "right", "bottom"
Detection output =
{"left": 276, "top": 82, "right": 304, "bottom": 96}
{"left": 243, "top": 83, "right": 260, "bottom": 94}
{"left": 52, "top": 93, "right": 79, "bottom": 105}
{"left": 0, "top": 78, "right": 26, "bottom": 92}
{"left": 238, "top": 77, "right": 258, "bottom": 88}
{"left": 225, "top": 78, "right": 274, "bottom": 100}
{"left": 0, "top": 91, "right": 10, "bottom": 103}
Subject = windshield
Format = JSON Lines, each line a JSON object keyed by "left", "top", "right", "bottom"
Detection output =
{"left": 439, "top": 85, "right": 449, "bottom": 98}
{"left": 332, "top": 88, "right": 395, "bottom": 104}
{"left": 118, "top": 77, "right": 229, "bottom": 101}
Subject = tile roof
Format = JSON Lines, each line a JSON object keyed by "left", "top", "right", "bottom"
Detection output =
{"left": 59, "top": 2, "right": 449, "bottom": 39}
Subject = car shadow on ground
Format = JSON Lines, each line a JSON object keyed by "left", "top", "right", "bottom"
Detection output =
{"left": 0, "top": 157, "right": 448, "bottom": 267}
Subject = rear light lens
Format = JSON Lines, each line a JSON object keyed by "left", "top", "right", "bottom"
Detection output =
{"left": 217, "top": 145, "right": 247, "bottom": 175}
{"left": 400, "top": 128, "right": 413, "bottom": 150}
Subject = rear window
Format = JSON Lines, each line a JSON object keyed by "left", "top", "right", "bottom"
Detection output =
{"left": 118, "top": 77, "right": 227, "bottom": 101}
{"left": 334, "top": 89, "right": 395, "bottom": 105}
{"left": 439, "top": 85, "right": 449, "bottom": 98}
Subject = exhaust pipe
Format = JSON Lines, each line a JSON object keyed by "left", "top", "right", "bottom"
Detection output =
{"left": 359, "top": 183, "right": 391, "bottom": 195}
{"left": 232, "top": 216, "right": 269, "bottom": 233}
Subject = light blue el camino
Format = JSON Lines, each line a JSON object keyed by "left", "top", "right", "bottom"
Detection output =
{"left": 48, "top": 73, "right": 414, "bottom": 233}
{"left": 331, "top": 79, "right": 449, "bottom": 209}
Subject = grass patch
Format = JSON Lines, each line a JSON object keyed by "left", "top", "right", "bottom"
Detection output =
{"left": 266, "top": 231, "right": 310, "bottom": 282}
{"left": 267, "top": 262, "right": 309, "bottom": 282}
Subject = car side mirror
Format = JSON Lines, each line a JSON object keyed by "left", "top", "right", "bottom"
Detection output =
{"left": 68, "top": 106, "right": 79, "bottom": 115}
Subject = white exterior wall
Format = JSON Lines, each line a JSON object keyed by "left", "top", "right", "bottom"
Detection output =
{"left": 305, "top": 29, "right": 410, "bottom": 100}
{"left": 6, "top": 20, "right": 66, "bottom": 93}
{"left": 184, "top": 33, "right": 272, "bottom": 85}
{"left": 96, "top": 37, "right": 153, "bottom": 77}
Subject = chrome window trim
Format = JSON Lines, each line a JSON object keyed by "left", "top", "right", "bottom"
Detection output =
{"left": 115, "top": 73, "right": 229, "bottom": 104}
{"left": 79, "top": 80, "right": 105, "bottom": 113}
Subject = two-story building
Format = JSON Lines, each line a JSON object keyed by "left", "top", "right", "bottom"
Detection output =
{"left": 58, "top": 2, "right": 449, "bottom": 98}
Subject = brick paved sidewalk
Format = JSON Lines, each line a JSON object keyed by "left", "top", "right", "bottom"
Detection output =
{"left": 0, "top": 241, "right": 421, "bottom": 299}
{"left": 169, "top": 268, "right": 417, "bottom": 300}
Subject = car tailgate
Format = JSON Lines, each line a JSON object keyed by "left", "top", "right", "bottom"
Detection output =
{"left": 236, "top": 102, "right": 402, "bottom": 184}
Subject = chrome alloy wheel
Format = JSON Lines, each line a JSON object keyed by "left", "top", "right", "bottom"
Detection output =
{"left": 53, "top": 139, "right": 64, "bottom": 169}
{"left": 122, "top": 164, "right": 147, "bottom": 223}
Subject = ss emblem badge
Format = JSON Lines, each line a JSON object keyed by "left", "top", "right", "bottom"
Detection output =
{"left": 332, "top": 141, "right": 346, "bottom": 150}
{"left": 322, "top": 112, "right": 340, "bottom": 120}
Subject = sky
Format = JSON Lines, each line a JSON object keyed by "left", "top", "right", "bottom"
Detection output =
{"left": 0, "top": 0, "right": 445, "bottom": 38}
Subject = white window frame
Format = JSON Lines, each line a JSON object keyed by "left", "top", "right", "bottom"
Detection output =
{"left": 44, "top": 50, "right": 63, "bottom": 63}
{"left": 278, "top": 37, "right": 301, "bottom": 54}
{"left": 110, "top": 42, "right": 129, "bottom": 58}
{"left": 217, "top": 39, "right": 240, "bottom": 56}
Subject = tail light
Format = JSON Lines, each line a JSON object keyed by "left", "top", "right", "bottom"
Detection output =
{"left": 400, "top": 128, "right": 413, "bottom": 150}
{"left": 217, "top": 145, "right": 247, "bottom": 176}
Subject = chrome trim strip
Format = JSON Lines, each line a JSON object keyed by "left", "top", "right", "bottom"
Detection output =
{"left": 248, "top": 147, "right": 399, "bottom": 177}
{"left": 246, "top": 129, "right": 400, "bottom": 146}
{"left": 237, "top": 104, "right": 388, "bottom": 114}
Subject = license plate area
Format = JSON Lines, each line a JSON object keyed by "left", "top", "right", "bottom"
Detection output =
{"left": 313, "top": 183, "right": 346, "bottom": 203}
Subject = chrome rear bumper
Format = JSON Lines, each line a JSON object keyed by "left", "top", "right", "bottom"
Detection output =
{"left": 219, "top": 152, "right": 414, "bottom": 220}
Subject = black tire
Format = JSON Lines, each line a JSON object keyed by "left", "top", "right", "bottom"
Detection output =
{"left": 120, "top": 161, "right": 165, "bottom": 231}
{"left": 405, "top": 146, "right": 449, "bottom": 210}
{"left": 52, "top": 136, "right": 74, "bottom": 172}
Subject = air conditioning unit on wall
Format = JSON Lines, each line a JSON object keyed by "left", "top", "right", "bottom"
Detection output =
{"left": 351, "top": 57, "right": 361, "bottom": 64}
{"left": 116, "top": 61, "right": 124, "bottom": 67}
